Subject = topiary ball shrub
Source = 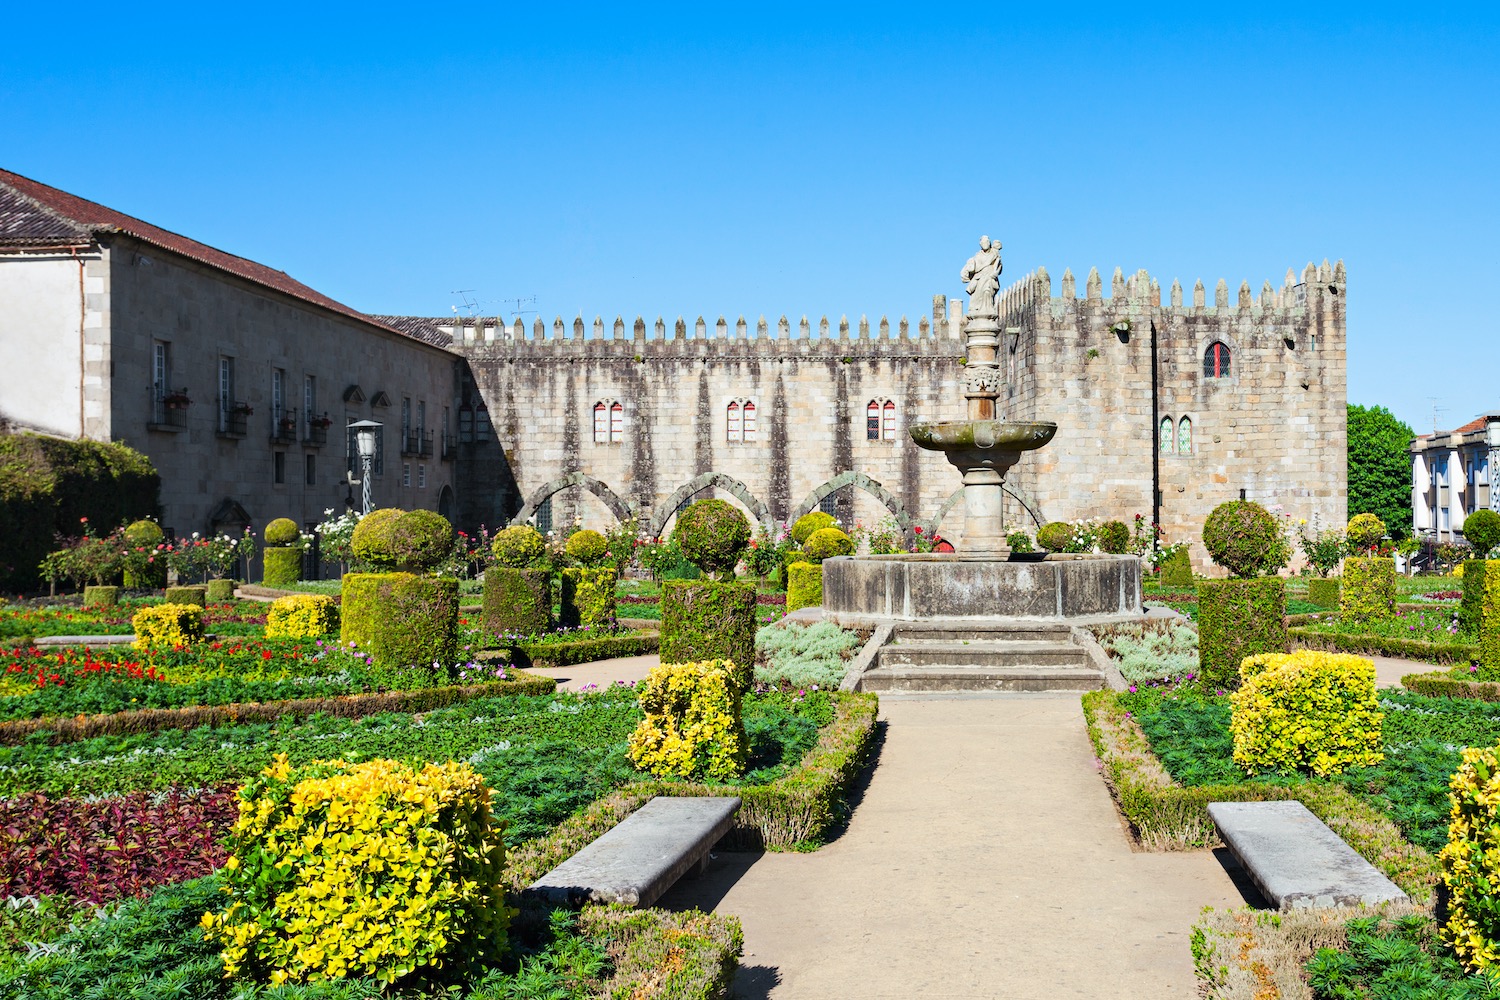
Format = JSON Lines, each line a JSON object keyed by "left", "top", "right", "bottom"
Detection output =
{"left": 491, "top": 525, "right": 545, "bottom": 569}
{"left": 627, "top": 660, "right": 747, "bottom": 782}
{"left": 1466, "top": 510, "right": 1500, "bottom": 558}
{"left": 786, "top": 561, "right": 823, "bottom": 613}
{"left": 262, "top": 547, "right": 301, "bottom": 588}
{"left": 660, "top": 580, "right": 756, "bottom": 689}
{"left": 1202, "top": 501, "right": 1290, "bottom": 578}
{"left": 673, "top": 500, "right": 751, "bottom": 579}
{"left": 1100, "top": 520, "right": 1130, "bottom": 555}
{"left": 1197, "top": 577, "right": 1287, "bottom": 692}
{"left": 790, "top": 511, "right": 836, "bottom": 546}
{"left": 802, "top": 527, "right": 854, "bottom": 562}
{"left": 564, "top": 528, "right": 609, "bottom": 567}
{"left": 1036, "top": 522, "right": 1075, "bottom": 553}
{"left": 123, "top": 519, "right": 164, "bottom": 548}
{"left": 483, "top": 568, "right": 551, "bottom": 638}
{"left": 1230, "top": 651, "right": 1384, "bottom": 777}
{"left": 122, "top": 519, "right": 167, "bottom": 588}
{"left": 1346, "top": 512, "right": 1387, "bottom": 553}
{"left": 263, "top": 518, "right": 301, "bottom": 547}
{"left": 349, "top": 508, "right": 404, "bottom": 570}
{"left": 390, "top": 509, "right": 455, "bottom": 572}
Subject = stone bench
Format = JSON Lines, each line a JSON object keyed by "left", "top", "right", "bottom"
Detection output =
{"left": 32, "top": 634, "right": 137, "bottom": 647}
{"left": 528, "top": 796, "right": 740, "bottom": 908}
{"left": 1208, "top": 800, "right": 1408, "bottom": 910}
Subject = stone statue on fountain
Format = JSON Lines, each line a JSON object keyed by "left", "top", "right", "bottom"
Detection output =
{"left": 960, "top": 236, "right": 1002, "bottom": 318}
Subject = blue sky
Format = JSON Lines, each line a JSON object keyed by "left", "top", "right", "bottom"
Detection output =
{"left": 3, "top": 3, "right": 1495, "bottom": 435}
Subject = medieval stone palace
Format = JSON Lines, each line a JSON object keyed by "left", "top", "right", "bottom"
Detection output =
{"left": 1, "top": 168, "right": 1346, "bottom": 569}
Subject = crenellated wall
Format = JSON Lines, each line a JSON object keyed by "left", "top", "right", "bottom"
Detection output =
{"left": 446, "top": 256, "right": 1347, "bottom": 571}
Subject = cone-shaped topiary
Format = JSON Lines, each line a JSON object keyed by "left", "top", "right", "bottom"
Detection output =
{"left": 791, "top": 511, "right": 835, "bottom": 545}
{"left": 802, "top": 527, "right": 854, "bottom": 562}
{"left": 1036, "top": 522, "right": 1075, "bottom": 553}
{"left": 1202, "top": 501, "right": 1290, "bottom": 578}
{"left": 263, "top": 517, "right": 301, "bottom": 546}
{"left": 1345, "top": 512, "right": 1386, "bottom": 553}
{"left": 1465, "top": 510, "right": 1500, "bottom": 556}
{"left": 565, "top": 529, "right": 609, "bottom": 567}
{"left": 673, "top": 499, "right": 751, "bottom": 579}
{"left": 491, "top": 525, "right": 545, "bottom": 568}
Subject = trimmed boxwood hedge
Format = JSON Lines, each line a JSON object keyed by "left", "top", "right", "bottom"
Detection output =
{"left": 82, "top": 585, "right": 119, "bottom": 608}
{"left": 561, "top": 567, "right": 617, "bottom": 628}
{"left": 1402, "top": 674, "right": 1500, "bottom": 701}
{"left": 1341, "top": 556, "right": 1396, "bottom": 626}
{"left": 1197, "top": 577, "right": 1287, "bottom": 691}
{"left": 483, "top": 567, "right": 551, "bottom": 637}
{"left": 204, "top": 579, "right": 235, "bottom": 603}
{"left": 1160, "top": 548, "right": 1193, "bottom": 587}
{"left": 261, "top": 547, "right": 301, "bottom": 588}
{"left": 491, "top": 632, "right": 660, "bottom": 669}
{"left": 1307, "top": 577, "right": 1340, "bottom": 609}
{"left": 660, "top": 580, "right": 755, "bottom": 685}
{"left": 787, "top": 562, "right": 823, "bottom": 612}
{"left": 1461, "top": 559, "right": 1489, "bottom": 633}
{"left": 163, "top": 585, "right": 206, "bottom": 606}
{"left": 0, "top": 432, "right": 159, "bottom": 592}
{"left": 1289, "top": 627, "right": 1478, "bottom": 665}
{"left": 341, "top": 571, "right": 400, "bottom": 650}
{"left": 371, "top": 575, "right": 459, "bottom": 687}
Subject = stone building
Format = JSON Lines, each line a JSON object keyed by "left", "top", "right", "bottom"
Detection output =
{"left": 1410, "top": 415, "right": 1499, "bottom": 543}
{"left": 0, "top": 168, "right": 460, "bottom": 543}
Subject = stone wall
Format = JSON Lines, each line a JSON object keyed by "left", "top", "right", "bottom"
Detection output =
{"left": 0, "top": 250, "right": 109, "bottom": 439}
{"left": 104, "top": 235, "right": 460, "bottom": 539}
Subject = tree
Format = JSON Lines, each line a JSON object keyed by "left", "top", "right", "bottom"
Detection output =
{"left": 1347, "top": 403, "right": 1414, "bottom": 540}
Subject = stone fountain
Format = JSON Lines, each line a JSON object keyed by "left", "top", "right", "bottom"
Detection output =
{"left": 819, "top": 237, "right": 1141, "bottom": 691}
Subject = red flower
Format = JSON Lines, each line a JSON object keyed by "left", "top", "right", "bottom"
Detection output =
{"left": 261, "top": 650, "right": 273, "bottom": 660}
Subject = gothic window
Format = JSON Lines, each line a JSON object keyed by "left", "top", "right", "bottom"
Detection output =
{"left": 1178, "top": 417, "right": 1193, "bottom": 455}
{"left": 866, "top": 398, "right": 898, "bottom": 441}
{"left": 611, "top": 402, "right": 623, "bottom": 441}
{"left": 593, "top": 402, "right": 608, "bottom": 443}
{"left": 1204, "top": 342, "right": 1232, "bottom": 379}
{"left": 1159, "top": 417, "right": 1175, "bottom": 455}
{"left": 592, "top": 399, "right": 625, "bottom": 444}
{"left": 727, "top": 399, "right": 757, "bottom": 443}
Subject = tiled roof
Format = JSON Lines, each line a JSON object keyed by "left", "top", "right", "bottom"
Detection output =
{"left": 0, "top": 168, "right": 449, "bottom": 352}
{"left": 1416, "top": 416, "right": 1491, "bottom": 442}
{"left": 367, "top": 315, "right": 455, "bottom": 348}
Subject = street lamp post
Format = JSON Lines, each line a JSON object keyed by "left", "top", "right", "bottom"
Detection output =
{"left": 1488, "top": 416, "right": 1500, "bottom": 515}
{"left": 348, "top": 420, "right": 382, "bottom": 515}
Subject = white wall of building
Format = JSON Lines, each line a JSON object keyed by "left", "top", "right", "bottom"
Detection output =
{"left": 0, "top": 253, "right": 88, "bottom": 437}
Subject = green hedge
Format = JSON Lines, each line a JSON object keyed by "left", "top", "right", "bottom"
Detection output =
{"left": 787, "top": 562, "right": 822, "bottom": 612}
{"left": 0, "top": 673, "right": 557, "bottom": 746}
{"left": 1461, "top": 559, "right": 1488, "bottom": 634}
{"left": 1160, "top": 548, "right": 1193, "bottom": 587}
{"left": 371, "top": 575, "right": 459, "bottom": 687}
{"left": 0, "top": 432, "right": 159, "bottom": 592}
{"left": 1402, "top": 674, "right": 1500, "bottom": 701}
{"left": 1289, "top": 627, "right": 1478, "bottom": 666}
{"left": 340, "top": 572, "right": 400, "bottom": 651}
{"left": 577, "top": 905, "right": 743, "bottom": 1000}
{"left": 1341, "top": 556, "right": 1396, "bottom": 627}
{"left": 261, "top": 547, "right": 301, "bottom": 588}
{"left": 491, "top": 633, "right": 660, "bottom": 669}
{"left": 1307, "top": 577, "right": 1341, "bottom": 609}
{"left": 561, "top": 567, "right": 617, "bottom": 628}
{"left": 163, "top": 585, "right": 206, "bottom": 606}
{"left": 1080, "top": 689, "right": 1438, "bottom": 901}
{"left": 1197, "top": 577, "right": 1287, "bottom": 691}
{"left": 482, "top": 567, "right": 551, "bottom": 638}
{"left": 660, "top": 580, "right": 755, "bottom": 685}
{"left": 82, "top": 585, "right": 119, "bottom": 608}
{"left": 204, "top": 579, "right": 235, "bottom": 603}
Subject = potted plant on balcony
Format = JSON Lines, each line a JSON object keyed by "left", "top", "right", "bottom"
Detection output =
{"left": 231, "top": 402, "right": 254, "bottom": 416}
{"left": 163, "top": 390, "right": 192, "bottom": 410}
{"left": 277, "top": 415, "right": 297, "bottom": 434}
{"left": 310, "top": 413, "right": 333, "bottom": 430}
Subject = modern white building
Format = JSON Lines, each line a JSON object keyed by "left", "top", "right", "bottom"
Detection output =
{"left": 1411, "top": 414, "right": 1500, "bottom": 543}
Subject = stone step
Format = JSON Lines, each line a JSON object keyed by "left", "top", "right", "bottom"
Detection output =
{"left": 878, "top": 640, "right": 1089, "bottom": 669}
{"left": 888, "top": 624, "right": 1071, "bottom": 644}
{"left": 858, "top": 664, "right": 1105, "bottom": 693}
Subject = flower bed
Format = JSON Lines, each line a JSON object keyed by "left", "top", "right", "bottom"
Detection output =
{"left": 0, "top": 598, "right": 269, "bottom": 643}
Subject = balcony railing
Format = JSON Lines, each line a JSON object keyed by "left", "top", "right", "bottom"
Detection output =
{"left": 271, "top": 408, "right": 299, "bottom": 445}
{"left": 149, "top": 386, "right": 190, "bottom": 430}
{"left": 440, "top": 432, "right": 457, "bottom": 460}
{"left": 217, "top": 398, "right": 250, "bottom": 438}
{"left": 401, "top": 430, "right": 433, "bottom": 457}
{"left": 304, "top": 420, "right": 329, "bottom": 447}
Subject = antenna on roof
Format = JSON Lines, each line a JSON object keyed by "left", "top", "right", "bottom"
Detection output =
{"left": 1428, "top": 397, "right": 1448, "bottom": 435}
{"left": 450, "top": 290, "right": 481, "bottom": 317}
{"left": 499, "top": 295, "right": 538, "bottom": 323}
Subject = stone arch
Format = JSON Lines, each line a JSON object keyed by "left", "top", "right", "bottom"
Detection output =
{"left": 512, "top": 472, "right": 634, "bottom": 527}
{"left": 789, "top": 472, "right": 915, "bottom": 532}
{"left": 650, "top": 472, "right": 773, "bottom": 537}
{"left": 924, "top": 485, "right": 1047, "bottom": 536}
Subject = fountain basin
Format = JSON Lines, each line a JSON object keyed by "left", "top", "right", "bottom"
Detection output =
{"left": 821, "top": 553, "right": 1142, "bottom": 623}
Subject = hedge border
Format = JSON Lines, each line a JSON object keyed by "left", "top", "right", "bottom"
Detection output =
{"left": 1080, "top": 688, "right": 1438, "bottom": 903}
{"left": 508, "top": 691, "right": 879, "bottom": 878}
{"left": 578, "top": 904, "right": 743, "bottom": 1000}
{"left": 1402, "top": 673, "right": 1500, "bottom": 701}
{"left": 1288, "top": 626, "right": 1479, "bottom": 665}
{"left": 486, "top": 632, "right": 660, "bottom": 669}
{"left": 0, "top": 672, "right": 558, "bottom": 746}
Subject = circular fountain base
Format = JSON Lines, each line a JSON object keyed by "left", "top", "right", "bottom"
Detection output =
{"left": 820, "top": 553, "right": 1142, "bottom": 624}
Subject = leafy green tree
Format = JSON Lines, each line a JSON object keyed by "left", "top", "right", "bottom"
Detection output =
{"left": 1347, "top": 403, "right": 1414, "bottom": 540}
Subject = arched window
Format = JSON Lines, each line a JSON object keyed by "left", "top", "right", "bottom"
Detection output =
{"left": 1178, "top": 416, "right": 1193, "bottom": 455}
{"left": 727, "top": 401, "right": 742, "bottom": 442}
{"left": 610, "top": 401, "right": 624, "bottom": 442}
{"left": 743, "top": 401, "right": 757, "bottom": 442}
{"left": 1159, "top": 417, "right": 1175, "bottom": 454}
{"left": 866, "top": 400, "right": 881, "bottom": 440}
{"left": 1204, "top": 342, "right": 1231, "bottom": 379}
{"left": 593, "top": 399, "right": 624, "bottom": 443}
{"left": 883, "top": 400, "right": 897, "bottom": 440}
{"left": 593, "top": 402, "right": 608, "bottom": 443}
{"left": 866, "top": 398, "right": 898, "bottom": 441}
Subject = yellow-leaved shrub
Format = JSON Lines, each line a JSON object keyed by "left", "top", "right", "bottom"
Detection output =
{"left": 628, "top": 660, "right": 747, "bottom": 782}
{"left": 1228, "top": 650, "right": 1384, "bottom": 777}
{"left": 201, "top": 754, "right": 511, "bottom": 986}
{"left": 131, "top": 603, "right": 204, "bottom": 651}
{"left": 265, "top": 593, "right": 339, "bottom": 639}
{"left": 1440, "top": 744, "right": 1500, "bottom": 970}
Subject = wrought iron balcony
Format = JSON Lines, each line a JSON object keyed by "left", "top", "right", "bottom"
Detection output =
{"left": 271, "top": 408, "right": 299, "bottom": 445}
{"left": 149, "top": 386, "right": 191, "bottom": 430}
{"left": 218, "top": 398, "right": 250, "bottom": 438}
